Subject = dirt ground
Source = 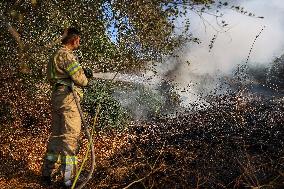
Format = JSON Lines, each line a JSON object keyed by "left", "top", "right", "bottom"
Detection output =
{"left": 1, "top": 95, "right": 284, "bottom": 189}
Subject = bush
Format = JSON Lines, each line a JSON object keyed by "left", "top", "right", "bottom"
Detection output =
{"left": 83, "top": 79, "right": 130, "bottom": 131}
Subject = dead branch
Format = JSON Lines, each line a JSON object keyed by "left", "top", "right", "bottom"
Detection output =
{"left": 1, "top": 15, "right": 24, "bottom": 51}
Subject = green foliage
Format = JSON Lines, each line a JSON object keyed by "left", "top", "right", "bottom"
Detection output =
{"left": 82, "top": 79, "right": 174, "bottom": 129}
{"left": 0, "top": 0, "right": 223, "bottom": 75}
{"left": 133, "top": 85, "right": 164, "bottom": 116}
{"left": 83, "top": 80, "right": 130, "bottom": 131}
{"left": 116, "top": 83, "right": 165, "bottom": 119}
{"left": 0, "top": 0, "right": 225, "bottom": 130}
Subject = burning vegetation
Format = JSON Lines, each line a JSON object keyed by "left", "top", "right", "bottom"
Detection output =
{"left": 0, "top": 59, "right": 283, "bottom": 188}
{"left": 0, "top": 1, "right": 284, "bottom": 188}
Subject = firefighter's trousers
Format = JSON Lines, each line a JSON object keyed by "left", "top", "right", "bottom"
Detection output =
{"left": 42, "top": 85, "right": 81, "bottom": 185}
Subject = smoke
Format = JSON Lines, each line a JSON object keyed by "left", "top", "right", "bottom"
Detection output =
{"left": 188, "top": 0, "right": 284, "bottom": 68}
{"left": 100, "top": 0, "right": 284, "bottom": 119}
{"left": 158, "top": 0, "right": 284, "bottom": 107}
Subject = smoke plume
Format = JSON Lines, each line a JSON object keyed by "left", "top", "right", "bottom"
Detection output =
{"left": 159, "top": 0, "right": 284, "bottom": 107}
{"left": 101, "top": 0, "right": 284, "bottom": 119}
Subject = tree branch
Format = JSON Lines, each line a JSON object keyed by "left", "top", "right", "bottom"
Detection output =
{"left": 1, "top": 15, "right": 24, "bottom": 51}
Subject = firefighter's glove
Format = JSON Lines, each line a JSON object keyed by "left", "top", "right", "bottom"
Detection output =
{"left": 83, "top": 67, "right": 93, "bottom": 78}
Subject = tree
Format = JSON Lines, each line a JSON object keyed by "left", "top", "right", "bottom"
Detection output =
{"left": 0, "top": 0, "right": 228, "bottom": 129}
{"left": 0, "top": 0, "right": 221, "bottom": 74}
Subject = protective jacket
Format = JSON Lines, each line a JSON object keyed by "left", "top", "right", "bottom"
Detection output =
{"left": 42, "top": 46, "right": 88, "bottom": 186}
{"left": 47, "top": 47, "right": 88, "bottom": 96}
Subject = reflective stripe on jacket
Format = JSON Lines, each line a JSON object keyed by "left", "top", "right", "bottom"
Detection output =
{"left": 46, "top": 153, "right": 78, "bottom": 165}
{"left": 47, "top": 47, "right": 88, "bottom": 97}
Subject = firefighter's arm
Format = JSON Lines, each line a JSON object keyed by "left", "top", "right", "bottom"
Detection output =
{"left": 63, "top": 53, "right": 88, "bottom": 87}
{"left": 71, "top": 68, "right": 88, "bottom": 87}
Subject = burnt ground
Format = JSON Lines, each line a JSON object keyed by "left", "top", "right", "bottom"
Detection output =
{"left": 0, "top": 92, "right": 283, "bottom": 189}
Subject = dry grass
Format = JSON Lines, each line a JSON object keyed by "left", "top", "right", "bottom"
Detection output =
{"left": 0, "top": 72, "right": 283, "bottom": 188}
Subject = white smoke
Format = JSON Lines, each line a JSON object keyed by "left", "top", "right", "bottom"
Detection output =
{"left": 157, "top": 0, "right": 284, "bottom": 107}
{"left": 97, "top": 0, "right": 284, "bottom": 116}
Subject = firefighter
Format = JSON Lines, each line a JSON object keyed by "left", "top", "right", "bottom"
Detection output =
{"left": 42, "top": 27, "right": 93, "bottom": 187}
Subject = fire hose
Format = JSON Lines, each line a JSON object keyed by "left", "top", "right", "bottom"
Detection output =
{"left": 70, "top": 71, "right": 118, "bottom": 189}
{"left": 70, "top": 83, "right": 96, "bottom": 189}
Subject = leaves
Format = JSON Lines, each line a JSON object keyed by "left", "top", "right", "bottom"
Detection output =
{"left": 0, "top": 0, "right": 222, "bottom": 75}
{"left": 231, "top": 5, "right": 264, "bottom": 19}
{"left": 83, "top": 80, "right": 130, "bottom": 130}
